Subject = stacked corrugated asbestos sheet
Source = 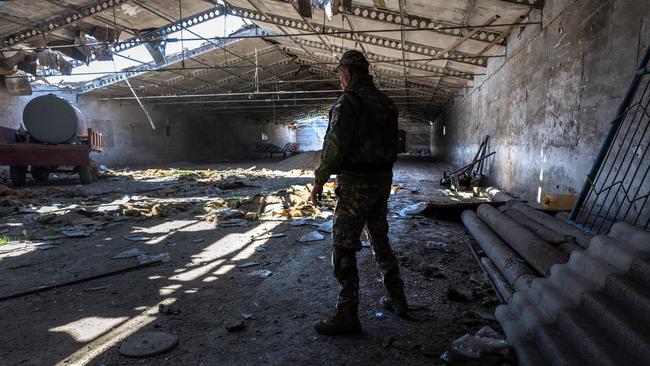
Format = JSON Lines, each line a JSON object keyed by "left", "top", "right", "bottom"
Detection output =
{"left": 463, "top": 200, "right": 650, "bottom": 365}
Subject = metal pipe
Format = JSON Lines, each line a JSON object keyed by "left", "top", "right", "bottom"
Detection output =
{"left": 570, "top": 42, "right": 650, "bottom": 222}
{"left": 501, "top": 206, "right": 575, "bottom": 245}
{"left": 464, "top": 233, "right": 507, "bottom": 304}
{"left": 509, "top": 201, "right": 593, "bottom": 249}
{"left": 446, "top": 151, "right": 495, "bottom": 176}
{"left": 476, "top": 204, "right": 569, "bottom": 276}
{"left": 485, "top": 187, "right": 513, "bottom": 202}
{"left": 461, "top": 210, "right": 537, "bottom": 291}
{"left": 481, "top": 257, "right": 514, "bottom": 303}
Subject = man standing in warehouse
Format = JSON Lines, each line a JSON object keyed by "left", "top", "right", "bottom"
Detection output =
{"left": 310, "top": 50, "right": 409, "bottom": 335}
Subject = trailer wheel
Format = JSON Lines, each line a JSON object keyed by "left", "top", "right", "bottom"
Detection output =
{"left": 31, "top": 166, "right": 50, "bottom": 182}
{"left": 10, "top": 166, "right": 27, "bottom": 187}
{"left": 78, "top": 165, "right": 92, "bottom": 184}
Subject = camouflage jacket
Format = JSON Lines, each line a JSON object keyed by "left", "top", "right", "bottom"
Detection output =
{"left": 315, "top": 75, "right": 398, "bottom": 186}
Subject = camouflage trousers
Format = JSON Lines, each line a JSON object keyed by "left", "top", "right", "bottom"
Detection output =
{"left": 331, "top": 183, "right": 405, "bottom": 309}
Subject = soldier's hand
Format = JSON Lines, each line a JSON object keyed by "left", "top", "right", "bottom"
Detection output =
{"left": 311, "top": 183, "right": 324, "bottom": 207}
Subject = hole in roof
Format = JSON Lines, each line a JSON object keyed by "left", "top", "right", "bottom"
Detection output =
{"left": 41, "top": 13, "right": 245, "bottom": 86}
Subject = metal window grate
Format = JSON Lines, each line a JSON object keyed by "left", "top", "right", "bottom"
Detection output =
{"left": 570, "top": 43, "right": 650, "bottom": 234}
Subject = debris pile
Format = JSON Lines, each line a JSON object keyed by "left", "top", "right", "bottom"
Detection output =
{"left": 267, "top": 183, "right": 336, "bottom": 218}
{"left": 274, "top": 150, "right": 322, "bottom": 170}
{"left": 440, "top": 135, "right": 494, "bottom": 193}
{"left": 120, "top": 200, "right": 194, "bottom": 218}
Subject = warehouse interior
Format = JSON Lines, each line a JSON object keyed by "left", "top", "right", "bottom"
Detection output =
{"left": 0, "top": 0, "right": 649, "bottom": 365}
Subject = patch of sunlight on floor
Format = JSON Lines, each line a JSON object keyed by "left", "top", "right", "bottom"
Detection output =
{"left": 177, "top": 221, "right": 211, "bottom": 233}
{"left": 55, "top": 298, "right": 178, "bottom": 366}
{"left": 140, "top": 220, "right": 198, "bottom": 234}
{"left": 55, "top": 221, "right": 280, "bottom": 364}
{"left": 50, "top": 316, "right": 129, "bottom": 343}
{"left": 214, "top": 264, "right": 235, "bottom": 275}
{"left": 159, "top": 284, "right": 182, "bottom": 296}
{"left": 190, "top": 221, "right": 281, "bottom": 264}
{"left": 170, "top": 259, "right": 225, "bottom": 282}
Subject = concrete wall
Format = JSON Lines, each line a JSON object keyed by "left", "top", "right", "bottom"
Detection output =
{"left": 399, "top": 118, "right": 431, "bottom": 152}
{"left": 80, "top": 98, "right": 201, "bottom": 167}
{"left": 184, "top": 112, "right": 295, "bottom": 161}
{"left": 442, "top": 0, "right": 650, "bottom": 200}
{"left": 296, "top": 118, "right": 327, "bottom": 151}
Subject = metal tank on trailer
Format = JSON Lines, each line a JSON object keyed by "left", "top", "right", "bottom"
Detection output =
{"left": 0, "top": 94, "right": 102, "bottom": 186}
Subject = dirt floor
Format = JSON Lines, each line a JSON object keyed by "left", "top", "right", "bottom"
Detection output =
{"left": 0, "top": 157, "right": 503, "bottom": 366}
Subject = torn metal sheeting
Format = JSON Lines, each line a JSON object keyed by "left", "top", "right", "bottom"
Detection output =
{"left": 297, "top": 231, "right": 325, "bottom": 242}
{"left": 124, "top": 235, "right": 152, "bottom": 242}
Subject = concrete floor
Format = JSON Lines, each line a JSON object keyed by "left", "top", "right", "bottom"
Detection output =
{"left": 0, "top": 159, "right": 500, "bottom": 365}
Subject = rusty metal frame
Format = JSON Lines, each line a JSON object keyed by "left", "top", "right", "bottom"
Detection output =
{"left": 135, "top": 45, "right": 281, "bottom": 94}
{"left": 280, "top": 37, "right": 481, "bottom": 79}
{"left": 227, "top": 4, "right": 489, "bottom": 68}
{"left": 279, "top": 44, "right": 476, "bottom": 80}
{"left": 304, "top": 63, "right": 451, "bottom": 101}
{"left": 131, "top": 0, "right": 281, "bottom": 87}
{"left": 77, "top": 27, "right": 267, "bottom": 94}
{"left": 1, "top": 0, "right": 130, "bottom": 47}
{"left": 313, "top": 1, "right": 504, "bottom": 45}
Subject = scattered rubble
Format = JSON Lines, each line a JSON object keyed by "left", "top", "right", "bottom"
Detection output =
{"left": 441, "top": 326, "right": 512, "bottom": 364}
{"left": 252, "top": 233, "right": 285, "bottom": 241}
{"left": 297, "top": 231, "right": 325, "bottom": 242}
{"left": 248, "top": 269, "right": 272, "bottom": 278}
{"left": 426, "top": 241, "right": 451, "bottom": 252}
{"left": 112, "top": 248, "right": 145, "bottom": 259}
{"left": 124, "top": 235, "right": 151, "bottom": 242}
{"left": 138, "top": 253, "right": 170, "bottom": 264}
{"left": 158, "top": 303, "right": 182, "bottom": 315}
{"left": 224, "top": 320, "right": 246, "bottom": 332}
{"left": 118, "top": 331, "right": 179, "bottom": 358}
{"left": 238, "top": 261, "right": 259, "bottom": 268}
{"left": 399, "top": 202, "right": 429, "bottom": 217}
{"left": 0, "top": 161, "right": 506, "bottom": 365}
{"left": 317, "top": 220, "right": 333, "bottom": 233}
{"left": 121, "top": 200, "right": 194, "bottom": 218}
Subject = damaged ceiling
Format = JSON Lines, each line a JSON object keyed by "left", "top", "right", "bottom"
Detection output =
{"left": 0, "top": 0, "right": 541, "bottom": 122}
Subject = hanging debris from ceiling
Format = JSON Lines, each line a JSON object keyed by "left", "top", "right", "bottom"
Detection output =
{"left": 37, "top": 49, "right": 73, "bottom": 75}
{"left": 74, "top": 30, "right": 113, "bottom": 65}
{"left": 144, "top": 40, "right": 167, "bottom": 66}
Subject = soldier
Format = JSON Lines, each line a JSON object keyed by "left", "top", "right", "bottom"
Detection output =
{"left": 310, "top": 50, "right": 409, "bottom": 335}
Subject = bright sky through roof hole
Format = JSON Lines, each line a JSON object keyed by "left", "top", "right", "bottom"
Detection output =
{"left": 45, "top": 14, "right": 245, "bottom": 85}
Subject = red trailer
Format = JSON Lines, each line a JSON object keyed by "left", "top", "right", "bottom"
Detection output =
{"left": 0, "top": 126, "right": 103, "bottom": 186}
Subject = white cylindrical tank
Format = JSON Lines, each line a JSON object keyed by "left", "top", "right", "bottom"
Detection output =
{"left": 22, "top": 94, "right": 87, "bottom": 144}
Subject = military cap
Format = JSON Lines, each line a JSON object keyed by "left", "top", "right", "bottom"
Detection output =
{"left": 336, "top": 50, "right": 369, "bottom": 70}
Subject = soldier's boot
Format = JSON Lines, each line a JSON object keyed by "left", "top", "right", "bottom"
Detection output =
{"left": 315, "top": 246, "right": 362, "bottom": 335}
{"left": 313, "top": 305, "right": 362, "bottom": 335}
{"left": 379, "top": 265, "right": 409, "bottom": 317}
